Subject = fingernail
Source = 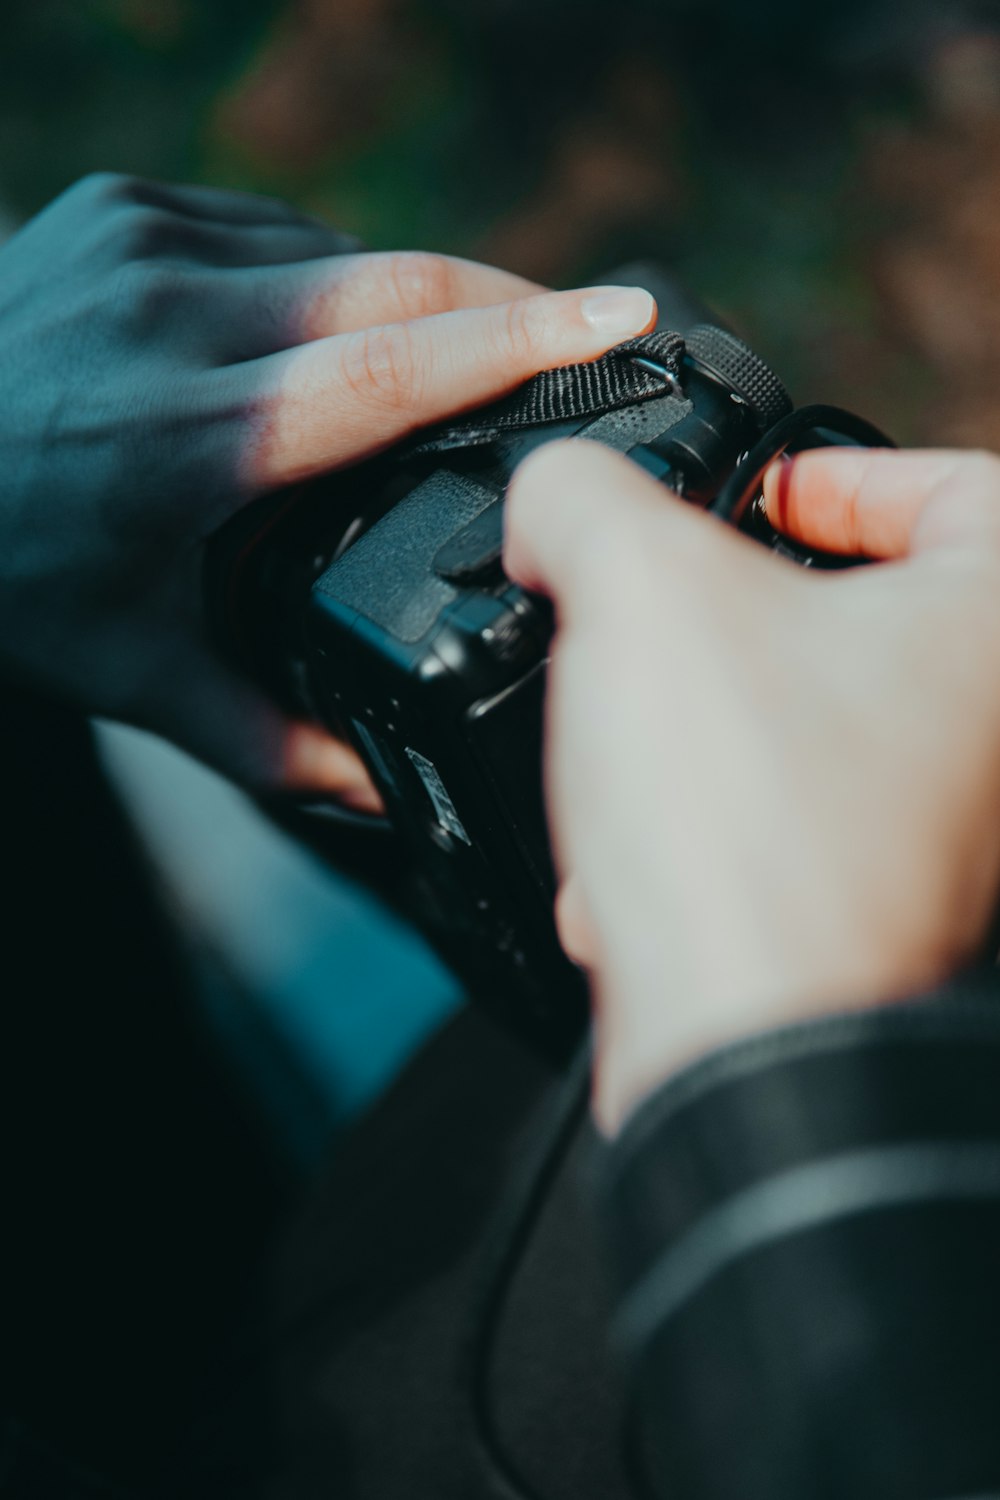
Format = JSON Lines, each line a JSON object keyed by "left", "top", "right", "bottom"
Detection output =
{"left": 581, "top": 286, "right": 655, "bottom": 338}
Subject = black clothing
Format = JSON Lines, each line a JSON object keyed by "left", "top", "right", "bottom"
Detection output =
{"left": 602, "top": 984, "right": 1000, "bottom": 1500}
{"left": 158, "top": 1013, "right": 630, "bottom": 1500}
{"left": 0, "top": 692, "right": 291, "bottom": 1491}
{"left": 5, "top": 695, "right": 1000, "bottom": 1498}
{"left": 160, "top": 983, "right": 1000, "bottom": 1500}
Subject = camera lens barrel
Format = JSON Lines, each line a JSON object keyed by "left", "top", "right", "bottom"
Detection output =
{"left": 684, "top": 324, "right": 793, "bottom": 431}
{"left": 627, "top": 328, "right": 793, "bottom": 503}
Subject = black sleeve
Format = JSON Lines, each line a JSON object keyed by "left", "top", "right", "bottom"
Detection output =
{"left": 598, "top": 976, "right": 1000, "bottom": 1500}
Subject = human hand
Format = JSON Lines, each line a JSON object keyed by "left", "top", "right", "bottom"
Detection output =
{"left": 0, "top": 172, "right": 655, "bottom": 798}
{"left": 505, "top": 440, "right": 1000, "bottom": 1130}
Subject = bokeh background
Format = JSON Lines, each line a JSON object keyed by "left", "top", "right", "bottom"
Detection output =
{"left": 7, "top": 0, "right": 1000, "bottom": 446}
{"left": 7, "top": 0, "right": 1000, "bottom": 1158}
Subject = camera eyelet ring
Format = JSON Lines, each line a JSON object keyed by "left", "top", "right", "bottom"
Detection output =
{"left": 710, "top": 404, "right": 896, "bottom": 526}
{"left": 629, "top": 354, "right": 685, "bottom": 398}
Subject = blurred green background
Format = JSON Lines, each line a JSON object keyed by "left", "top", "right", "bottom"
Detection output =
{"left": 3, "top": 1, "right": 1000, "bottom": 444}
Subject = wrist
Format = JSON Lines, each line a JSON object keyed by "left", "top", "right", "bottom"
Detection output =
{"left": 589, "top": 922, "right": 956, "bottom": 1135}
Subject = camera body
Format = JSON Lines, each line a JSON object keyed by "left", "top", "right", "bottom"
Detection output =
{"left": 213, "top": 321, "right": 889, "bottom": 1057}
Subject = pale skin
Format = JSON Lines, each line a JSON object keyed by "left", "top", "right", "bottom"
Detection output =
{"left": 0, "top": 172, "right": 655, "bottom": 798}
{"left": 504, "top": 441, "right": 1000, "bottom": 1132}
{"left": 10, "top": 175, "right": 999, "bottom": 1138}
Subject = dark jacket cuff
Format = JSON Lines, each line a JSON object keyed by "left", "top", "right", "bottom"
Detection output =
{"left": 598, "top": 976, "right": 1000, "bottom": 1500}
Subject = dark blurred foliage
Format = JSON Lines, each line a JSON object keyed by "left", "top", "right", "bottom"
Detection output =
{"left": 4, "top": 0, "right": 1000, "bottom": 443}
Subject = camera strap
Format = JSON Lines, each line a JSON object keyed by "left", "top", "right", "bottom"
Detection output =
{"left": 407, "top": 330, "right": 686, "bottom": 455}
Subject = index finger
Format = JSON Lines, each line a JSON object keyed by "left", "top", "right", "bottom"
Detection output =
{"left": 763, "top": 447, "right": 1000, "bottom": 560}
{"left": 224, "top": 250, "right": 544, "bottom": 355}
{"left": 238, "top": 284, "right": 656, "bottom": 490}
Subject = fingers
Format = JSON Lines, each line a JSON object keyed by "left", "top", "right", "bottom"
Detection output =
{"left": 117, "top": 175, "right": 360, "bottom": 243}
{"left": 216, "top": 250, "right": 543, "bottom": 357}
{"left": 763, "top": 447, "right": 1000, "bottom": 560}
{"left": 290, "top": 250, "right": 542, "bottom": 336}
{"left": 509, "top": 442, "right": 1000, "bottom": 597}
{"left": 555, "top": 876, "right": 598, "bottom": 968}
{"left": 240, "top": 285, "right": 656, "bottom": 489}
{"left": 282, "top": 723, "right": 384, "bottom": 809}
{"left": 504, "top": 439, "right": 676, "bottom": 618}
{"left": 77, "top": 173, "right": 352, "bottom": 268}
{"left": 171, "top": 217, "right": 351, "bottom": 269}
{"left": 154, "top": 650, "right": 383, "bottom": 805}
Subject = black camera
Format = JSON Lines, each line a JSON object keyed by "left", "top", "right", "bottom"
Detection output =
{"left": 210, "top": 311, "right": 890, "bottom": 1059}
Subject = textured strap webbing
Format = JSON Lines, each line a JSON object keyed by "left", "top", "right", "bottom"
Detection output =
{"left": 408, "top": 330, "right": 686, "bottom": 455}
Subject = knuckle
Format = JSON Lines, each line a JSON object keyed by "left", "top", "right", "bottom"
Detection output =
{"left": 115, "top": 205, "right": 179, "bottom": 261}
{"left": 105, "top": 260, "right": 186, "bottom": 333}
{"left": 73, "top": 169, "right": 128, "bottom": 202}
{"left": 342, "top": 324, "right": 422, "bottom": 409}
{"left": 73, "top": 171, "right": 151, "bottom": 213}
{"left": 384, "top": 250, "right": 455, "bottom": 319}
{"left": 500, "top": 296, "right": 537, "bottom": 365}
